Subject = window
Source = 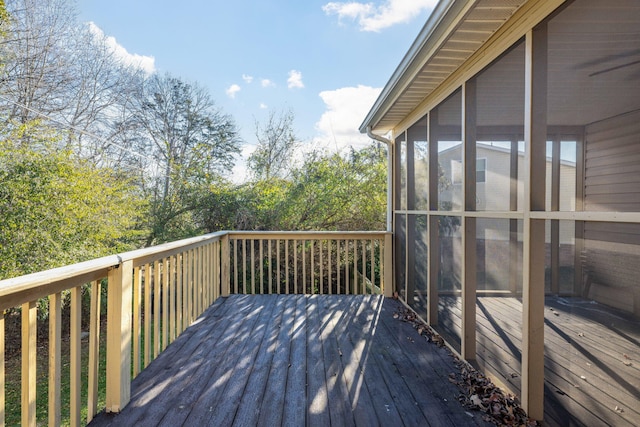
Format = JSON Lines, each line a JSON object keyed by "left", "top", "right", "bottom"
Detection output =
{"left": 477, "top": 158, "right": 486, "bottom": 183}
{"left": 451, "top": 158, "right": 487, "bottom": 184}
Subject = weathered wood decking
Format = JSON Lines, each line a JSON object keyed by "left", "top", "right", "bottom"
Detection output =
{"left": 90, "top": 294, "right": 491, "bottom": 426}
{"left": 432, "top": 296, "right": 640, "bottom": 427}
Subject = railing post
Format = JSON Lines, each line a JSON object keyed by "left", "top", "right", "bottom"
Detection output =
{"left": 383, "top": 232, "right": 393, "bottom": 297}
{"left": 21, "top": 300, "right": 37, "bottom": 427}
{"left": 221, "top": 234, "right": 230, "bottom": 296}
{"left": 106, "top": 259, "right": 133, "bottom": 413}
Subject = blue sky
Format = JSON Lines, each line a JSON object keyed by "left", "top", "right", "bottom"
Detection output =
{"left": 78, "top": 0, "right": 437, "bottom": 177}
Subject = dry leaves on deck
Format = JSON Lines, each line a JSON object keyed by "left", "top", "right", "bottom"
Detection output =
{"left": 393, "top": 307, "right": 540, "bottom": 427}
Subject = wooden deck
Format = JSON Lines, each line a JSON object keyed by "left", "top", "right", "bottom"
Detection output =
{"left": 431, "top": 295, "right": 640, "bottom": 427}
{"left": 89, "top": 294, "right": 491, "bottom": 427}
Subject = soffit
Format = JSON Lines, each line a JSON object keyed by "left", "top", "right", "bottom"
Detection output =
{"left": 362, "top": 0, "right": 528, "bottom": 134}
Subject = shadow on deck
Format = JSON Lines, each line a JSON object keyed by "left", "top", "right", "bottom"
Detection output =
{"left": 429, "top": 295, "right": 640, "bottom": 427}
{"left": 89, "top": 294, "right": 490, "bottom": 426}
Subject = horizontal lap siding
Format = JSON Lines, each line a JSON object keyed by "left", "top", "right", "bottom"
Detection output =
{"left": 583, "top": 111, "right": 640, "bottom": 313}
{"left": 584, "top": 111, "right": 640, "bottom": 212}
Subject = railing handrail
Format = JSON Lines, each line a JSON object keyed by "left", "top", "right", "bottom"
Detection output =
{"left": 0, "top": 231, "right": 228, "bottom": 312}
{"left": 228, "top": 230, "right": 389, "bottom": 239}
{"left": 121, "top": 231, "right": 227, "bottom": 267}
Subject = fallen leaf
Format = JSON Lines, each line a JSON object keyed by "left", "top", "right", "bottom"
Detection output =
{"left": 470, "top": 394, "right": 485, "bottom": 409}
{"left": 615, "top": 406, "right": 624, "bottom": 413}
{"left": 623, "top": 361, "right": 632, "bottom": 366}
{"left": 623, "top": 353, "right": 630, "bottom": 359}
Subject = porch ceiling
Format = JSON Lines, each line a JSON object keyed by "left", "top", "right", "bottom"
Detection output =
{"left": 360, "top": 0, "right": 528, "bottom": 135}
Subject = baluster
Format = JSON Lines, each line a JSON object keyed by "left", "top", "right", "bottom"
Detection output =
{"left": 242, "top": 240, "right": 247, "bottom": 294}
{"left": 303, "top": 240, "right": 307, "bottom": 294}
{"left": 48, "top": 293, "right": 62, "bottom": 426}
{"left": 285, "top": 240, "right": 289, "bottom": 294}
{"left": 162, "top": 258, "right": 169, "bottom": 351}
{"left": 370, "top": 239, "right": 375, "bottom": 293}
{"left": 310, "top": 240, "right": 314, "bottom": 294}
{"left": 144, "top": 264, "right": 151, "bottom": 367}
{"left": 88, "top": 281, "right": 102, "bottom": 422}
{"left": 260, "top": 239, "right": 264, "bottom": 295}
{"left": 21, "top": 300, "right": 37, "bottom": 426}
{"left": 177, "top": 253, "right": 183, "bottom": 330}
{"left": 277, "top": 240, "right": 281, "bottom": 294}
{"left": 337, "top": 240, "right": 341, "bottom": 294}
{"left": 328, "top": 240, "right": 332, "bottom": 295}
{"left": 233, "top": 240, "right": 238, "bottom": 294}
{"left": 362, "top": 239, "right": 366, "bottom": 295}
{"left": 133, "top": 268, "right": 141, "bottom": 375}
{"left": 154, "top": 261, "right": 161, "bottom": 358}
{"left": 319, "top": 240, "right": 324, "bottom": 295}
{"left": 70, "top": 286, "right": 82, "bottom": 426}
{"left": 0, "top": 309, "right": 4, "bottom": 427}
{"left": 345, "top": 240, "right": 350, "bottom": 295}
{"left": 268, "top": 240, "right": 273, "bottom": 294}
{"left": 170, "top": 255, "right": 176, "bottom": 343}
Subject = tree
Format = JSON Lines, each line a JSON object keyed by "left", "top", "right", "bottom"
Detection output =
{"left": 0, "top": 121, "right": 145, "bottom": 279}
{"left": 247, "top": 109, "right": 298, "bottom": 180}
{"left": 0, "top": 0, "right": 146, "bottom": 173}
{"left": 278, "top": 144, "right": 387, "bottom": 231}
{"left": 132, "top": 73, "right": 241, "bottom": 245}
{"left": 0, "top": 0, "right": 76, "bottom": 127}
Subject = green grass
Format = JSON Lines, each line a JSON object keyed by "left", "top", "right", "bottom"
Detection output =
{"left": 5, "top": 323, "right": 108, "bottom": 426}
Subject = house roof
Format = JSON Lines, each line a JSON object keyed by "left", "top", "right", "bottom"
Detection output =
{"left": 359, "top": 0, "right": 528, "bottom": 135}
{"left": 438, "top": 141, "right": 577, "bottom": 167}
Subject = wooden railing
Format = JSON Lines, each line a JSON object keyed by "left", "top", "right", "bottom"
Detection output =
{"left": 228, "top": 231, "right": 391, "bottom": 296}
{"left": 0, "top": 230, "right": 391, "bottom": 426}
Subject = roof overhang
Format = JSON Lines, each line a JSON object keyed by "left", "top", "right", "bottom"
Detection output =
{"left": 360, "top": 0, "right": 529, "bottom": 137}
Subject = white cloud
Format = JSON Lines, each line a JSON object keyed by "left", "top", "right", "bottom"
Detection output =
{"left": 259, "top": 103, "right": 268, "bottom": 109}
{"left": 261, "top": 78, "right": 275, "bottom": 87}
{"left": 314, "top": 85, "right": 382, "bottom": 152}
{"left": 226, "top": 84, "right": 241, "bottom": 99}
{"left": 87, "top": 22, "right": 156, "bottom": 74}
{"left": 322, "top": 0, "right": 437, "bottom": 32}
{"left": 242, "top": 74, "right": 254, "bottom": 83}
{"left": 230, "top": 144, "right": 256, "bottom": 184}
{"left": 287, "top": 70, "right": 304, "bottom": 89}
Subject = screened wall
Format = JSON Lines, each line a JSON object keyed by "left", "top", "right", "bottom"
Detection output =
{"left": 390, "top": 1, "right": 640, "bottom": 425}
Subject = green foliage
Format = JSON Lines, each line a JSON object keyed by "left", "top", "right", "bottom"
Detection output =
{"left": 200, "top": 144, "right": 387, "bottom": 233}
{"left": 0, "top": 122, "right": 145, "bottom": 279}
{"left": 0, "top": 0, "right": 8, "bottom": 36}
{"left": 276, "top": 145, "right": 387, "bottom": 231}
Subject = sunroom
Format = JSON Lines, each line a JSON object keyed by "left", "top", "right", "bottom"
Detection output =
{"left": 361, "top": 0, "right": 640, "bottom": 425}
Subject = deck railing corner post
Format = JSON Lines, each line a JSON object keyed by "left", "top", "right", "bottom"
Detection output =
{"left": 106, "top": 259, "right": 133, "bottom": 413}
{"left": 383, "top": 232, "right": 393, "bottom": 297}
{"left": 221, "top": 233, "right": 231, "bottom": 296}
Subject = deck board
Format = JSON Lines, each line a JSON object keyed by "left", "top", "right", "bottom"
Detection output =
{"left": 432, "top": 295, "right": 640, "bottom": 427}
{"left": 89, "top": 294, "right": 491, "bottom": 427}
